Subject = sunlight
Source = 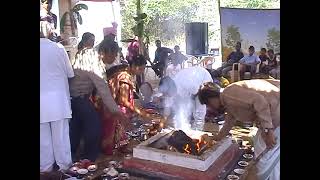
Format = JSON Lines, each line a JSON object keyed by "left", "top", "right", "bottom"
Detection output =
{"left": 77, "top": 1, "right": 122, "bottom": 46}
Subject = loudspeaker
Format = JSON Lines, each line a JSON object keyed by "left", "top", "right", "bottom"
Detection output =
{"left": 185, "top": 22, "right": 208, "bottom": 55}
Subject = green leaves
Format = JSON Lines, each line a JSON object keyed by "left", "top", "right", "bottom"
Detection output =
{"left": 220, "top": 0, "right": 278, "bottom": 9}
{"left": 225, "top": 25, "right": 242, "bottom": 48}
{"left": 121, "top": 0, "right": 279, "bottom": 45}
{"left": 74, "top": 11, "right": 83, "bottom": 25}
{"left": 72, "top": 4, "right": 88, "bottom": 12}
{"left": 60, "top": 3, "right": 88, "bottom": 35}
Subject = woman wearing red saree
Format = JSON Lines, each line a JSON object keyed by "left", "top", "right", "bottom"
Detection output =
{"left": 92, "top": 55, "right": 161, "bottom": 155}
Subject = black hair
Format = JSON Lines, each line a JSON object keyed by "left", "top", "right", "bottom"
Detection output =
{"left": 197, "top": 82, "right": 221, "bottom": 105}
{"left": 249, "top": 46, "right": 255, "bottom": 50}
{"left": 128, "top": 55, "right": 147, "bottom": 67}
{"left": 155, "top": 40, "right": 161, "bottom": 43}
{"left": 41, "top": 0, "right": 52, "bottom": 4}
{"left": 78, "top": 32, "right": 95, "bottom": 51}
{"left": 236, "top": 42, "right": 241, "bottom": 47}
{"left": 106, "top": 64, "right": 129, "bottom": 78}
{"left": 159, "top": 76, "right": 177, "bottom": 96}
{"left": 98, "top": 39, "right": 119, "bottom": 55}
{"left": 267, "top": 49, "right": 274, "bottom": 54}
{"left": 261, "top": 48, "right": 266, "bottom": 52}
{"left": 104, "top": 34, "right": 116, "bottom": 41}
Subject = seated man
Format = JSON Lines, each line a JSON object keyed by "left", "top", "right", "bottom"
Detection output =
{"left": 267, "top": 49, "right": 278, "bottom": 70}
{"left": 168, "top": 45, "right": 188, "bottom": 68}
{"left": 259, "top": 48, "right": 270, "bottom": 74}
{"left": 239, "top": 46, "right": 261, "bottom": 77}
{"left": 217, "top": 42, "right": 244, "bottom": 77}
{"left": 259, "top": 48, "right": 269, "bottom": 62}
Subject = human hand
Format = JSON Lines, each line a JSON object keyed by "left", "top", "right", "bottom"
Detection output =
{"left": 262, "top": 129, "right": 277, "bottom": 149}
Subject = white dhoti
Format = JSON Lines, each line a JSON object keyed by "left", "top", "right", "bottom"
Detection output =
{"left": 254, "top": 127, "right": 280, "bottom": 180}
{"left": 40, "top": 119, "right": 72, "bottom": 172}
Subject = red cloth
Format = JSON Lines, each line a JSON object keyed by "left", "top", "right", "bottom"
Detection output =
{"left": 90, "top": 95, "right": 129, "bottom": 155}
{"left": 126, "top": 41, "right": 139, "bottom": 62}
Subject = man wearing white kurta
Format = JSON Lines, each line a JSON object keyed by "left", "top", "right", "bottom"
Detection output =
{"left": 40, "top": 21, "right": 74, "bottom": 172}
{"left": 158, "top": 66, "right": 213, "bottom": 130}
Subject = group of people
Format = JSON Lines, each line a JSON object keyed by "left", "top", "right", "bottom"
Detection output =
{"left": 40, "top": 2, "right": 279, "bottom": 177}
{"left": 40, "top": 20, "right": 162, "bottom": 172}
{"left": 151, "top": 40, "right": 188, "bottom": 78}
{"left": 218, "top": 42, "right": 280, "bottom": 79}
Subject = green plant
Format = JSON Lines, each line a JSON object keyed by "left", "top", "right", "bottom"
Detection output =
{"left": 60, "top": 3, "right": 88, "bottom": 35}
{"left": 131, "top": 0, "right": 147, "bottom": 38}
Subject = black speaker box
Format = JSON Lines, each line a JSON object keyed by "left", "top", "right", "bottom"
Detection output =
{"left": 185, "top": 22, "right": 208, "bottom": 55}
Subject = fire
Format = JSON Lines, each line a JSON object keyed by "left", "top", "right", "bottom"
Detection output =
{"left": 183, "top": 144, "right": 191, "bottom": 154}
{"left": 183, "top": 136, "right": 209, "bottom": 154}
{"left": 196, "top": 137, "right": 202, "bottom": 152}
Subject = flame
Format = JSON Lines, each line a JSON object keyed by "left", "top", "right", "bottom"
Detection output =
{"left": 183, "top": 144, "right": 191, "bottom": 154}
{"left": 183, "top": 135, "right": 210, "bottom": 154}
{"left": 196, "top": 137, "right": 202, "bottom": 152}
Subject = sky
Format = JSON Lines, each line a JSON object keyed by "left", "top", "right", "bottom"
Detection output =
{"left": 220, "top": 8, "right": 280, "bottom": 53}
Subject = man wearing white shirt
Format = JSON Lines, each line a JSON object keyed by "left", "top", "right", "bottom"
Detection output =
{"left": 239, "top": 46, "right": 261, "bottom": 75}
{"left": 157, "top": 67, "right": 213, "bottom": 130}
{"left": 40, "top": 21, "right": 74, "bottom": 172}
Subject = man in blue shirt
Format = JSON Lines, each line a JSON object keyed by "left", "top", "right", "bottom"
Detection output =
{"left": 239, "top": 46, "right": 261, "bottom": 75}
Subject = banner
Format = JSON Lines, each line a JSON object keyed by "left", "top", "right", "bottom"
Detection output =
{"left": 220, "top": 8, "right": 280, "bottom": 61}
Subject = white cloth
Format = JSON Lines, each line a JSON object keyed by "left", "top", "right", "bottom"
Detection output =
{"left": 40, "top": 119, "right": 72, "bottom": 172}
{"left": 166, "top": 64, "right": 181, "bottom": 78}
{"left": 172, "top": 67, "right": 213, "bottom": 130}
{"left": 40, "top": 38, "right": 74, "bottom": 123}
{"left": 254, "top": 127, "right": 280, "bottom": 180}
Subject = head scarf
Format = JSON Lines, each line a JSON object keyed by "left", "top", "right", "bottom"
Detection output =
{"left": 103, "top": 22, "right": 118, "bottom": 37}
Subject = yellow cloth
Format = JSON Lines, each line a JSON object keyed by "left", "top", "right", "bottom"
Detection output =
{"left": 219, "top": 77, "right": 230, "bottom": 87}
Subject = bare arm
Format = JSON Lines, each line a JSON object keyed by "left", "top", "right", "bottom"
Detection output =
{"left": 164, "top": 47, "right": 174, "bottom": 54}
{"left": 214, "top": 113, "right": 236, "bottom": 141}
{"left": 119, "top": 83, "right": 151, "bottom": 118}
{"left": 239, "top": 56, "right": 246, "bottom": 64}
